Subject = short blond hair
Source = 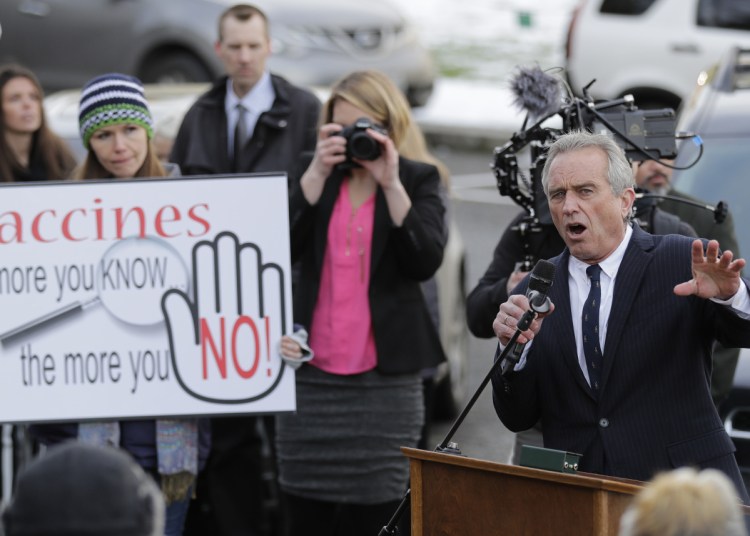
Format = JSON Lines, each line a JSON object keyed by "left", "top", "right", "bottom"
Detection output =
{"left": 217, "top": 4, "right": 269, "bottom": 41}
{"left": 618, "top": 467, "right": 747, "bottom": 536}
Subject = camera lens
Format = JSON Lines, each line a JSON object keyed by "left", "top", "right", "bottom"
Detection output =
{"left": 349, "top": 132, "right": 381, "bottom": 160}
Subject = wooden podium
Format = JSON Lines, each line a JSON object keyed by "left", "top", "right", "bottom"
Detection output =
{"left": 403, "top": 447, "right": 644, "bottom": 536}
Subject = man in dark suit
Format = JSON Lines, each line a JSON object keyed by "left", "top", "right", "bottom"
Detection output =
{"left": 491, "top": 130, "right": 750, "bottom": 502}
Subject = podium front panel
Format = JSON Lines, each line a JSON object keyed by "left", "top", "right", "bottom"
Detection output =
{"left": 404, "top": 448, "right": 641, "bottom": 536}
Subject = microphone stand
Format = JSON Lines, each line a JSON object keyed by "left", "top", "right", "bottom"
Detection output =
{"left": 379, "top": 303, "right": 543, "bottom": 535}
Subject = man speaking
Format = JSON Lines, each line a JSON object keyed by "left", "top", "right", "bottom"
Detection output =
{"left": 492, "top": 130, "right": 750, "bottom": 502}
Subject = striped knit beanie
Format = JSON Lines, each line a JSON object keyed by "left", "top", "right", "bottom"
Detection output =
{"left": 78, "top": 73, "right": 153, "bottom": 149}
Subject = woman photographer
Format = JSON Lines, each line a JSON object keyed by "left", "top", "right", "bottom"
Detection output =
{"left": 276, "top": 70, "right": 446, "bottom": 535}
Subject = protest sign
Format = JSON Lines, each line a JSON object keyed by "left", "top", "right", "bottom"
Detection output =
{"left": 0, "top": 174, "right": 294, "bottom": 423}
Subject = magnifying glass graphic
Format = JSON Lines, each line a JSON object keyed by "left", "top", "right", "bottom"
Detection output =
{"left": 0, "top": 236, "right": 190, "bottom": 345}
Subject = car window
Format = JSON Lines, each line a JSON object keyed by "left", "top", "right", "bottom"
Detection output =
{"left": 698, "top": 0, "right": 750, "bottom": 31}
{"left": 599, "top": 0, "right": 657, "bottom": 15}
{"left": 673, "top": 137, "right": 749, "bottom": 257}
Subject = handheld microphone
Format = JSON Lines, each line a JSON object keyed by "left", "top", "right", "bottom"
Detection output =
{"left": 380, "top": 262, "right": 554, "bottom": 534}
{"left": 506, "top": 259, "right": 556, "bottom": 367}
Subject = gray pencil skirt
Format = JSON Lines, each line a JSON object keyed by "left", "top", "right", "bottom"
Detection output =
{"left": 275, "top": 364, "right": 424, "bottom": 504}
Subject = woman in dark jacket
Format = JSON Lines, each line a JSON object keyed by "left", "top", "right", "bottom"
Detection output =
{"left": 0, "top": 64, "right": 76, "bottom": 182}
{"left": 276, "top": 70, "right": 447, "bottom": 535}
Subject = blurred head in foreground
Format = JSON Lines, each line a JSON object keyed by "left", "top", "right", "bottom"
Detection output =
{"left": 618, "top": 467, "right": 747, "bottom": 536}
{"left": 2, "top": 442, "right": 165, "bottom": 536}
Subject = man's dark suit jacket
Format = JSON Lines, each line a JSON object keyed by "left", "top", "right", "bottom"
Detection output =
{"left": 492, "top": 224, "right": 750, "bottom": 501}
{"left": 289, "top": 157, "right": 447, "bottom": 374}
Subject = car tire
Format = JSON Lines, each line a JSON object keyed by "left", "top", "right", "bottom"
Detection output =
{"left": 139, "top": 51, "right": 213, "bottom": 84}
{"left": 433, "top": 261, "right": 470, "bottom": 421}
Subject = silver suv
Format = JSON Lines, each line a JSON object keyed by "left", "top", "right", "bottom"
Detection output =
{"left": 565, "top": 0, "right": 750, "bottom": 111}
{"left": 672, "top": 45, "right": 750, "bottom": 259}
{"left": 0, "top": 0, "right": 436, "bottom": 107}
{"left": 673, "top": 46, "right": 750, "bottom": 488}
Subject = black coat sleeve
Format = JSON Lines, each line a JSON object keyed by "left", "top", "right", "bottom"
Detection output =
{"left": 388, "top": 160, "right": 447, "bottom": 281}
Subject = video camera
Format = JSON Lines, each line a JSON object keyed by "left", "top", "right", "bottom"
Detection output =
{"left": 492, "top": 68, "right": 725, "bottom": 272}
{"left": 493, "top": 69, "right": 678, "bottom": 225}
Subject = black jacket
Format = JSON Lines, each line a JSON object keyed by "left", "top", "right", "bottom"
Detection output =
{"left": 169, "top": 74, "right": 321, "bottom": 187}
{"left": 290, "top": 158, "right": 447, "bottom": 374}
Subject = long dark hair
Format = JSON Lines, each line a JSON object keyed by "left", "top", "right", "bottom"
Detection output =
{"left": 0, "top": 64, "right": 77, "bottom": 181}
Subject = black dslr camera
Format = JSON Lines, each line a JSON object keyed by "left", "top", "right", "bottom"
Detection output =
{"left": 337, "top": 117, "right": 387, "bottom": 168}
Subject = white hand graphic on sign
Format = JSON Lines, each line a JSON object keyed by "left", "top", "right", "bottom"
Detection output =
{"left": 162, "top": 232, "right": 287, "bottom": 403}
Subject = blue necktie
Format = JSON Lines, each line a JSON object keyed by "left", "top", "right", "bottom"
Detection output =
{"left": 583, "top": 264, "right": 603, "bottom": 394}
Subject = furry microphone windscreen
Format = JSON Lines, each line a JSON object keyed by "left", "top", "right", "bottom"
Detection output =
{"left": 510, "top": 65, "right": 562, "bottom": 121}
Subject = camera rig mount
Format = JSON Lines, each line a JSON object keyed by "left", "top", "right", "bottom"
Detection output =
{"left": 492, "top": 70, "right": 716, "bottom": 271}
{"left": 493, "top": 79, "right": 679, "bottom": 223}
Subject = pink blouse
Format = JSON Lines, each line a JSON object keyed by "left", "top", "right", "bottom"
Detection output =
{"left": 308, "top": 180, "right": 377, "bottom": 374}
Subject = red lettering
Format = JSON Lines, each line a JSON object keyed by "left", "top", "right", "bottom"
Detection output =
{"left": 187, "top": 203, "right": 211, "bottom": 237}
{"left": 155, "top": 205, "right": 181, "bottom": 238}
{"left": 114, "top": 207, "right": 146, "bottom": 239}
{"left": 93, "top": 198, "right": 104, "bottom": 240}
{"left": 31, "top": 210, "right": 57, "bottom": 243}
{"left": 61, "top": 208, "right": 87, "bottom": 242}
{"left": 201, "top": 317, "right": 227, "bottom": 379}
{"left": 232, "top": 315, "right": 260, "bottom": 379}
{"left": 0, "top": 211, "right": 22, "bottom": 244}
{"left": 0, "top": 199, "right": 212, "bottom": 244}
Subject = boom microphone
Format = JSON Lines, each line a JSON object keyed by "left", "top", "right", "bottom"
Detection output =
{"left": 509, "top": 65, "right": 562, "bottom": 121}
{"left": 635, "top": 189, "right": 729, "bottom": 224}
{"left": 505, "top": 259, "right": 556, "bottom": 371}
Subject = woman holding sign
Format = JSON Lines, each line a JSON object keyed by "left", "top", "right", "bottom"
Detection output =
{"left": 0, "top": 64, "right": 76, "bottom": 182}
{"left": 30, "top": 73, "right": 207, "bottom": 536}
{"left": 278, "top": 70, "right": 447, "bottom": 535}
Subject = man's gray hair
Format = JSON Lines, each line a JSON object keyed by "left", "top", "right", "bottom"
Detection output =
{"left": 541, "top": 130, "right": 635, "bottom": 197}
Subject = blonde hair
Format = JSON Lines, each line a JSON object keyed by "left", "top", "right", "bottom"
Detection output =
{"left": 618, "top": 467, "right": 747, "bottom": 536}
{"left": 399, "top": 121, "right": 450, "bottom": 189}
{"left": 218, "top": 4, "right": 269, "bottom": 42}
{"left": 321, "top": 70, "right": 412, "bottom": 149}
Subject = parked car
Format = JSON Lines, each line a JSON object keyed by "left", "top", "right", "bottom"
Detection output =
{"left": 671, "top": 45, "right": 750, "bottom": 488}
{"left": 0, "top": 0, "right": 436, "bottom": 107}
{"left": 565, "top": 0, "right": 750, "bottom": 111}
{"left": 43, "top": 83, "right": 469, "bottom": 418}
